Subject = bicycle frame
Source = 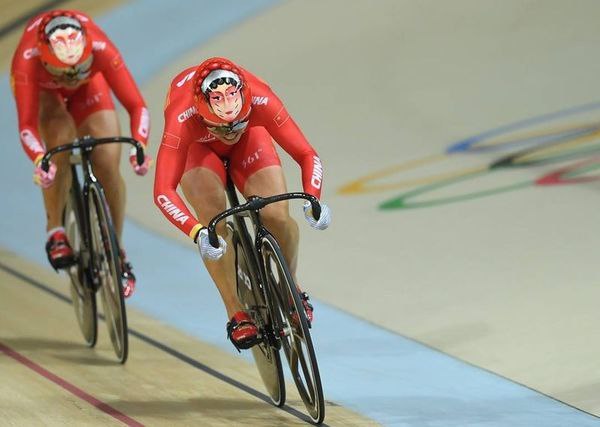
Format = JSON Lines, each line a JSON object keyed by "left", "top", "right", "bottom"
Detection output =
{"left": 214, "top": 168, "right": 321, "bottom": 329}
{"left": 42, "top": 136, "right": 144, "bottom": 288}
{"left": 208, "top": 165, "right": 326, "bottom": 422}
{"left": 68, "top": 146, "right": 99, "bottom": 286}
{"left": 41, "top": 136, "right": 143, "bottom": 363}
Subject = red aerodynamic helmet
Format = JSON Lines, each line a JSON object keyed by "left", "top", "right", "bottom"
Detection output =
{"left": 37, "top": 10, "right": 92, "bottom": 70}
{"left": 192, "top": 57, "right": 252, "bottom": 126}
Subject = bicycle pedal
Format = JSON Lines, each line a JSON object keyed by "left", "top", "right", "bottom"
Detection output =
{"left": 279, "top": 325, "right": 292, "bottom": 338}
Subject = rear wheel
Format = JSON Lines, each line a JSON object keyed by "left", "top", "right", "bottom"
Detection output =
{"left": 262, "top": 234, "right": 324, "bottom": 424}
{"left": 64, "top": 191, "right": 97, "bottom": 347}
{"left": 232, "top": 224, "right": 285, "bottom": 407}
{"left": 88, "top": 184, "right": 128, "bottom": 363}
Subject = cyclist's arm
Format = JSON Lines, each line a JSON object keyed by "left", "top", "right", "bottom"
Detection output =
{"left": 260, "top": 92, "right": 323, "bottom": 199}
{"left": 153, "top": 111, "right": 203, "bottom": 240}
{"left": 91, "top": 25, "right": 149, "bottom": 147}
{"left": 11, "top": 40, "right": 45, "bottom": 163}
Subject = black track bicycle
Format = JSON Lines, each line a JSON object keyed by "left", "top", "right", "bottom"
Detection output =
{"left": 206, "top": 162, "right": 325, "bottom": 424}
{"left": 41, "top": 136, "right": 145, "bottom": 364}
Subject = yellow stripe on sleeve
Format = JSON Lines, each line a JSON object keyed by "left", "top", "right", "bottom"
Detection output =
{"left": 189, "top": 223, "right": 203, "bottom": 241}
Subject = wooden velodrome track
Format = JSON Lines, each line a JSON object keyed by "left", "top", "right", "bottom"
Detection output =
{"left": 0, "top": 251, "right": 371, "bottom": 426}
{"left": 0, "top": 1, "right": 373, "bottom": 426}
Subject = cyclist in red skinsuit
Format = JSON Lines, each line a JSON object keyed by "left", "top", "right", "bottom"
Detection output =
{"left": 10, "top": 10, "right": 152, "bottom": 297}
{"left": 154, "top": 57, "right": 331, "bottom": 350}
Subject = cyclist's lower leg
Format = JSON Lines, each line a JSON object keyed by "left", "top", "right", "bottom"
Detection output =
{"left": 243, "top": 166, "right": 300, "bottom": 276}
{"left": 201, "top": 222, "right": 260, "bottom": 349}
{"left": 39, "top": 92, "right": 77, "bottom": 269}
{"left": 182, "top": 166, "right": 259, "bottom": 349}
{"left": 41, "top": 156, "right": 72, "bottom": 231}
{"left": 261, "top": 209, "right": 300, "bottom": 277}
{"left": 95, "top": 169, "right": 126, "bottom": 236}
{"left": 202, "top": 228, "right": 242, "bottom": 318}
{"left": 260, "top": 210, "right": 313, "bottom": 322}
{"left": 79, "top": 110, "right": 125, "bottom": 236}
{"left": 243, "top": 166, "right": 313, "bottom": 322}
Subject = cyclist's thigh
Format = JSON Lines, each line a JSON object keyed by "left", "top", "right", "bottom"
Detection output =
{"left": 84, "top": 111, "right": 122, "bottom": 173}
{"left": 68, "top": 73, "right": 117, "bottom": 131}
{"left": 70, "top": 74, "right": 121, "bottom": 169}
{"left": 39, "top": 90, "right": 76, "bottom": 166}
{"left": 231, "top": 127, "right": 290, "bottom": 217}
{"left": 180, "top": 142, "right": 227, "bottom": 225}
{"left": 229, "top": 127, "right": 282, "bottom": 192}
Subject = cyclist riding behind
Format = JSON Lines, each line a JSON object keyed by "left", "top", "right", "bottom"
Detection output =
{"left": 154, "top": 57, "right": 331, "bottom": 350}
{"left": 10, "top": 10, "right": 152, "bottom": 297}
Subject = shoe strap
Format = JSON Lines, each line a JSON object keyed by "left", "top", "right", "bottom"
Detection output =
{"left": 226, "top": 312, "right": 255, "bottom": 338}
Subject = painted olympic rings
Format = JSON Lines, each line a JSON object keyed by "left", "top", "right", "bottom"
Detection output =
{"left": 338, "top": 102, "right": 600, "bottom": 209}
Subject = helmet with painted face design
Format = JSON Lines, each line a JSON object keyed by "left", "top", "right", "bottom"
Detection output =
{"left": 37, "top": 11, "right": 93, "bottom": 80}
{"left": 193, "top": 57, "right": 252, "bottom": 133}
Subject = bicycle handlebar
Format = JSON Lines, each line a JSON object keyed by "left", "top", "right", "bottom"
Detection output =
{"left": 206, "top": 192, "right": 322, "bottom": 248}
{"left": 40, "top": 136, "right": 145, "bottom": 172}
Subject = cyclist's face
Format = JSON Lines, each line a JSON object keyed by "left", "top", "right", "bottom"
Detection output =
{"left": 49, "top": 28, "right": 85, "bottom": 65}
{"left": 207, "top": 83, "right": 243, "bottom": 122}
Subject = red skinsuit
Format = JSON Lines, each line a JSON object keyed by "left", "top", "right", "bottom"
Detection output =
{"left": 154, "top": 66, "right": 324, "bottom": 239}
{"left": 10, "top": 11, "right": 149, "bottom": 163}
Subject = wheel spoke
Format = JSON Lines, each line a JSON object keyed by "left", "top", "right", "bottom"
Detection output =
{"left": 234, "top": 233, "right": 285, "bottom": 406}
{"left": 261, "top": 234, "right": 324, "bottom": 423}
{"left": 89, "top": 187, "right": 128, "bottom": 363}
{"left": 64, "top": 196, "right": 97, "bottom": 347}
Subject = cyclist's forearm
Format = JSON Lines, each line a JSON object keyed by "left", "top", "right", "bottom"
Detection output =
{"left": 19, "top": 126, "right": 45, "bottom": 163}
{"left": 100, "top": 53, "right": 149, "bottom": 146}
{"left": 128, "top": 105, "right": 150, "bottom": 147}
{"left": 299, "top": 153, "right": 323, "bottom": 199}
{"left": 153, "top": 186, "right": 202, "bottom": 240}
{"left": 13, "top": 79, "right": 45, "bottom": 162}
{"left": 265, "top": 114, "right": 323, "bottom": 199}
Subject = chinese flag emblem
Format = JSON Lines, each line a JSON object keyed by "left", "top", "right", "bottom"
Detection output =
{"left": 273, "top": 106, "right": 290, "bottom": 127}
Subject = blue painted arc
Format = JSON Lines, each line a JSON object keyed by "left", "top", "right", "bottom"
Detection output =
{"left": 447, "top": 102, "right": 600, "bottom": 153}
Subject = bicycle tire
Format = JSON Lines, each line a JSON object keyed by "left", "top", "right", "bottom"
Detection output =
{"left": 232, "top": 224, "right": 285, "bottom": 407}
{"left": 63, "top": 191, "right": 97, "bottom": 347}
{"left": 88, "top": 184, "right": 128, "bottom": 363}
{"left": 262, "top": 234, "right": 325, "bottom": 424}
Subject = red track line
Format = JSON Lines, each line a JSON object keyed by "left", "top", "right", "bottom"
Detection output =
{"left": 0, "top": 342, "right": 143, "bottom": 427}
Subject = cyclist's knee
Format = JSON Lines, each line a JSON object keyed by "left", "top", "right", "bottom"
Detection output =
{"left": 40, "top": 116, "right": 76, "bottom": 148}
{"left": 50, "top": 151, "right": 72, "bottom": 171}
{"left": 261, "top": 204, "right": 294, "bottom": 232}
{"left": 93, "top": 158, "right": 121, "bottom": 183}
{"left": 197, "top": 202, "right": 227, "bottom": 228}
{"left": 78, "top": 110, "right": 120, "bottom": 138}
{"left": 183, "top": 183, "right": 227, "bottom": 224}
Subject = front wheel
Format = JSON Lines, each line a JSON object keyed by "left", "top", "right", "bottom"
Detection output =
{"left": 88, "top": 184, "right": 128, "bottom": 363}
{"left": 262, "top": 234, "right": 325, "bottom": 424}
{"left": 232, "top": 224, "right": 285, "bottom": 407}
{"left": 64, "top": 190, "right": 97, "bottom": 347}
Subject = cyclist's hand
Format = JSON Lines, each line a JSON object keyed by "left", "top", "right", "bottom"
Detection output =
{"left": 197, "top": 227, "right": 227, "bottom": 260}
{"left": 33, "top": 160, "right": 56, "bottom": 189}
{"left": 303, "top": 201, "right": 331, "bottom": 230}
{"left": 129, "top": 147, "right": 153, "bottom": 176}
